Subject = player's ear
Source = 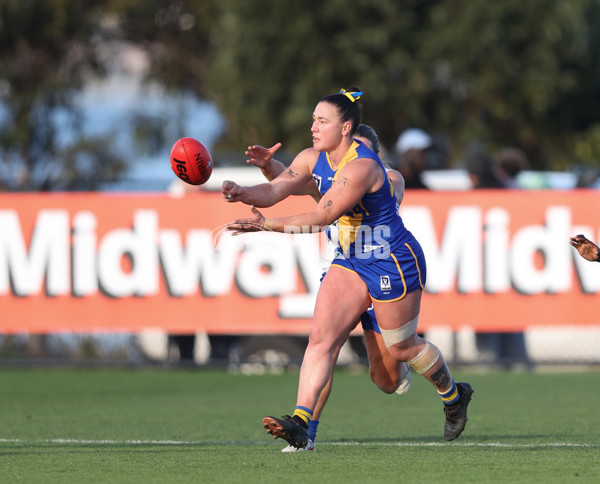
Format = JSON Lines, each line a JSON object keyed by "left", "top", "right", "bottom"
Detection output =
{"left": 341, "top": 121, "right": 352, "bottom": 136}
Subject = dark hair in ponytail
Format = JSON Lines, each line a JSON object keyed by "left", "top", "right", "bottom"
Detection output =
{"left": 320, "top": 86, "right": 363, "bottom": 135}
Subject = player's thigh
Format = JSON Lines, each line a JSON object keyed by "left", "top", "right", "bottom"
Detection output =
{"left": 372, "top": 289, "right": 422, "bottom": 331}
{"left": 313, "top": 265, "right": 370, "bottom": 342}
{"left": 364, "top": 329, "right": 400, "bottom": 381}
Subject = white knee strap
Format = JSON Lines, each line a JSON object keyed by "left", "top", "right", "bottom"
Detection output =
{"left": 380, "top": 314, "right": 419, "bottom": 348}
{"left": 407, "top": 342, "right": 440, "bottom": 375}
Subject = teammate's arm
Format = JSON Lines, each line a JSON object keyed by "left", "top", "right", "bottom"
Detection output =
{"left": 386, "top": 169, "right": 405, "bottom": 205}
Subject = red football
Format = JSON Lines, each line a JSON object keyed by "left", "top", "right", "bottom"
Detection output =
{"left": 170, "top": 137, "right": 213, "bottom": 185}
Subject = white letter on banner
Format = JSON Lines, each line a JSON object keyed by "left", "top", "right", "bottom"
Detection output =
{"left": 159, "top": 229, "right": 239, "bottom": 296}
{"left": 401, "top": 206, "right": 482, "bottom": 293}
{"left": 484, "top": 208, "right": 511, "bottom": 293}
{"left": 200, "top": 231, "right": 242, "bottom": 296}
{"left": 97, "top": 210, "right": 158, "bottom": 297}
{"left": 237, "top": 232, "right": 295, "bottom": 297}
{"left": 510, "top": 206, "right": 572, "bottom": 294}
{"left": 72, "top": 211, "right": 98, "bottom": 296}
{"left": 279, "top": 234, "right": 322, "bottom": 318}
{"left": 0, "top": 210, "right": 69, "bottom": 296}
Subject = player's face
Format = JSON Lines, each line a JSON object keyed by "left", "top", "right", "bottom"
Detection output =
{"left": 311, "top": 102, "right": 345, "bottom": 152}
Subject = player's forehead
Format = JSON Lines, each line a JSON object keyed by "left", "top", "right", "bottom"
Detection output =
{"left": 312, "top": 101, "right": 339, "bottom": 122}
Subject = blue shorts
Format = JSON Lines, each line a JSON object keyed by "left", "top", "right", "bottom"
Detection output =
{"left": 330, "top": 237, "right": 426, "bottom": 302}
{"left": 360, "top": 304, "right": 381, "bottom": 333}
{"left": 320, "top": 268, "right": 382, "bottom": 333}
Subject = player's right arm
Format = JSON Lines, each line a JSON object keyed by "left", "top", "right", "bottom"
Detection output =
{"left": 222, "top": 148, "right": 318, "bottom": 208}
{"left": 247, "top": 143, "right": 322, "bottom": 202}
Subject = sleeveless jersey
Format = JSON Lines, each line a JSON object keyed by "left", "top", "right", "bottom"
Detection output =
{"left": 312, "top": 140, "right": 409, "bottom": 258}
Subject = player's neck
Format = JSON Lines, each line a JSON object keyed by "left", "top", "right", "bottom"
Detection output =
{"left": 327, "top": 139, "right": 353, "bottom": 169}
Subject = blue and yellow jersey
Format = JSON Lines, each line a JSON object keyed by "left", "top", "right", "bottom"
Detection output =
{"left": 312, "top": 140, "right": 410, "bottom": 258}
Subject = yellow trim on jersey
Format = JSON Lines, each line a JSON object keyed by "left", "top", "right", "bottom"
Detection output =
{"left": 405, "top": 242, "right": 425, "bottom": 289}
{"left": 331, "top": 141, "right": 370, "bottom": 254}
{"left": 387, "top": 173, "right": 395, "bottom": 198}
{"left": 326, "top": 140, "right": 359, "bottom": 172}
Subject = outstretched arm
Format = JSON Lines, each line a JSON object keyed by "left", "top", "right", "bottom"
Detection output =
{"left": 228, "top": 158, "right": 381, "bottom": 233}
{"left": 245, "top": 143, "right": 286, "bottom": 181}
{"left": 221, "top": 148, "right": 316, "bottom": 208}
{"left": 570, "top": 234, "right": 600, "bottom": 262}
{"left": 247, "top": 143, "right": 322, "bottom": 202}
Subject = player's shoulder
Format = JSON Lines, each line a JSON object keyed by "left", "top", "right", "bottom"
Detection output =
{"left": 292, "top": 147, "right": 319, "bottom": 162}
{"left": 291, "top": 147, "right": 320, "bottom": 171}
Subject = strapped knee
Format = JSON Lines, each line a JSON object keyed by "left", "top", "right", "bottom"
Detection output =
{"left": 407, "top": 342, "right": 441, "bottom": 375}
{"left": 380, "top": 314, "right": 419, "bottom": 348}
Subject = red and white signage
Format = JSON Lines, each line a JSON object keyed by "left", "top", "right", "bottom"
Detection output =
{"left": 1, "top": 190, "right": 598, "bottom": 333}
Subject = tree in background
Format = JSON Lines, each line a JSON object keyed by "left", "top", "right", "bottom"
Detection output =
{"left": 1, "top": 0, "right": 600, "bottom": 190}
{"left": 0, "top": 0, "right": 130, "bottom": 190}
{"left": 202, "top": 0, "right": 600, "bottom": 170}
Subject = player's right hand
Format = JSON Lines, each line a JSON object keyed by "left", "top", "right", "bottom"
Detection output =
{"left": 246, "top": 143, "right": 282, "bottom": 168}
{"left": 221, "top": 180, "right": 243, "bottom": 202}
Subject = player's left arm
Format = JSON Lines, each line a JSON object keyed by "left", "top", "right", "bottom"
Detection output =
{"left": 247, "top": 144, "right": 322, "bottom": 202}
{"left": 228, "top": 158, "right": 379, "bottom": 233}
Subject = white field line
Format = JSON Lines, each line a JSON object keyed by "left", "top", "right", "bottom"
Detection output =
{"left": 0, "top": 438, "right": 599, "bottom": 448}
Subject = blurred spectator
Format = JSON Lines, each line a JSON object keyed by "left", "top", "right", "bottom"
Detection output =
{"left": 464, "top": 140, "right": 506, "bottom": 189}
{"left": 575, "top": 168, "right": 600, "bottom": 188}
{"left": 493, "top": 147, "right": 529, "bottom": 188}
{"left": 395, "top": 128, "right": 432, "bottom": 189}
{"left": 464, "top": 140, "right": 531, "bottom": 369}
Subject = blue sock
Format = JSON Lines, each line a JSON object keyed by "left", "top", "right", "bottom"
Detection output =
{"left": 308, "top": 419, "right": 319, "bottom": 442}
{"left": 438, "top": 380, "right": 460, "bottom": 406}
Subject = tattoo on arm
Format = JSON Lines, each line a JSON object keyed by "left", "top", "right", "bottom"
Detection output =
{"left": 286, "top": 168, "right": 298, "bottom": 178}
{"left": 429, "top": 364, "right": 452, "bottom": 391}
{"left": 337, "top": 176, "right": 348, "bottom": 194}
{"left": 324, "top": 199, "right": 333, "bottom": 214}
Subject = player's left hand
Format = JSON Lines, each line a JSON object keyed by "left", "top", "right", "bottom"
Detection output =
{"left": 245, "top": 143, "right": 282, "bottom": 169}
{"left": 227, "top": 206, "right": 267, "bottom": 235}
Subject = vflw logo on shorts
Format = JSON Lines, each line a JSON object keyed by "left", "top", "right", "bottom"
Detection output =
{"left": 380, "top": 275, "right": 392, "bottom": 291}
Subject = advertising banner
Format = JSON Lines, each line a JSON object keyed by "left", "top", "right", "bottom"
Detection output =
{"left": 1, "top": 190, "right": 599, "bottom": 334}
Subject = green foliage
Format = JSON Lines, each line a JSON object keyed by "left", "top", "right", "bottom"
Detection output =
{"left": 1, "top": 0, "right": 600, "bottom": 189}
{"left": 201, "top": 0, "right": 600, "bottom": 169}
{"left": 0, "top": 0, "right": 129, "bottom": 190}
{"left": 1, "top": 369, "right": 599, "bottom": 483}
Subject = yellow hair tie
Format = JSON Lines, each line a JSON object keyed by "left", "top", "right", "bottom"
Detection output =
{"left": 339, "top": 89, "right": 363, "bottom": 102}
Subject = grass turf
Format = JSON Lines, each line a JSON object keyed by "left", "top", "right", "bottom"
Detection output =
{"left": 1, "top": 368, "right": 599, "bottom": 483}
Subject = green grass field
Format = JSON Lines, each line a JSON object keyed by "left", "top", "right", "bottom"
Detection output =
{"left": 1, "top": 367, "right": 599, "bottom": 483}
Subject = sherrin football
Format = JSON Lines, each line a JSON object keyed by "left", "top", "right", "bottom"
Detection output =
{"left": 170, "top": 137, "right": 213, "bottom": 185}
